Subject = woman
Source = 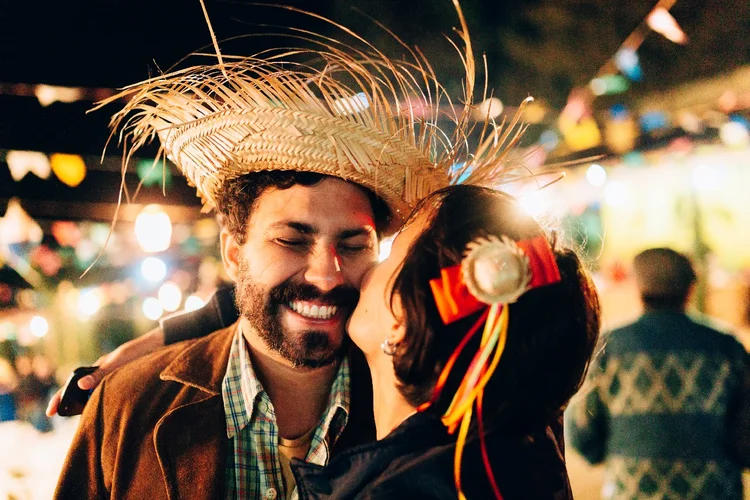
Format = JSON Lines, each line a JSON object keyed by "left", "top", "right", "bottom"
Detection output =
{"left": 293, "top": 184, "right": 601, "bottom": 499}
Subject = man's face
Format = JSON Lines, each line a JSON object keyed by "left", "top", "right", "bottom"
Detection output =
{"left": 221, "top": 177, "right": 379, "bottom": 368}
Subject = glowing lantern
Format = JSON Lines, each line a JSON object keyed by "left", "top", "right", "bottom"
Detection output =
{"left": 135, "top": 204, "right": 172, "bottom": 253}
{"left": 50, "top": 154, "right": 87, "bottom": 187}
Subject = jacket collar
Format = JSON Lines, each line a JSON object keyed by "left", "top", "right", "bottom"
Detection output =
{"left": 159, "top": 322, "right": 238, "bottom": 394}
{"left": 151, "top": 323, "right": 237, "bottom": 499}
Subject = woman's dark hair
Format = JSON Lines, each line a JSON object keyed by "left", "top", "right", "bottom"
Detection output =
{"left": 389, "top": 185, "right": 601, "bottom": 432}
{"left": 215, "top": 171, "right": 392, "bottom": 243}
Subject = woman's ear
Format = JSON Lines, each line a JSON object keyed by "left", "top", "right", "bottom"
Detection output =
{"left": 220, "top": 229, "right": 240, "bottom": 283}
{"left": 389, "top": 293, "right": 407, "bottom": 344}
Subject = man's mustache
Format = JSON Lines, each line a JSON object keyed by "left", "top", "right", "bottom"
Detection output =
{"left": 268, "top": 280, "right": 359, "bottom": 312}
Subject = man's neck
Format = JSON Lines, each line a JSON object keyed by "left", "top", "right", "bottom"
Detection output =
{"left": 240, "top": 319, "right": 339, "bottom": 439}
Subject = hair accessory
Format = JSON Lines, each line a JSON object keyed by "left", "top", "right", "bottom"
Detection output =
{"left": 380, "top": 338, "right": 399, "bottom": 356}
{"left": 422, "top": 233, "right": 560, "bottom": 500}
{"left": 462, "top": 235, "right": 531, "bottom": 305}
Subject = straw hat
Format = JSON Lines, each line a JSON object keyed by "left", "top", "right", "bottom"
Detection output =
{"left": 97, "top": 2, "right": 533, "bottom": 224}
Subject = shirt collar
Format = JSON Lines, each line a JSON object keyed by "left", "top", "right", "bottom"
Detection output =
{"left": 222, "top": 323, "right": 351, "bottom": 439}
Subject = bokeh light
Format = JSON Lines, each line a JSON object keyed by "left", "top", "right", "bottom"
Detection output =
{"left": 586, "top": 164, "right": 607, "bottom": 186}
{"left": 142, "top": 297, "right": 163, "bottom": 321}
{"left": 78, "top": 289, "right": 101, "bottom": 317}
{"left": 692, "top": 164, "right": 721, "bottom": 191}
{"left": 141, "top": 257, "right": 167, "bottom": 283}
{"left": 158, "top": 281, "right": 182, "bottom": 312}
{"left": 518, "top": 190, "right": 550, "bottom": 218}
{"left": 184, "top": 295, "right": 206, "bottom": 312}
{"left": 30, "top": 316, "right": 49, "bottom": 338}
{"left": 134, "top": 204, "right": 172, "bottom": 253}
{"left": 604, "top": 181, "right": 629, "bottom": 207}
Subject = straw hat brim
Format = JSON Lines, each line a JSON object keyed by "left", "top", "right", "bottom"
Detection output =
{"left": 160, "top": 107, "right": 448, "bottom": 223}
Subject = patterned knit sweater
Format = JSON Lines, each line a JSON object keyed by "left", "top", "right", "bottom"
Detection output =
{"left": 566, "top": 311, "right": 748, "bottom": 500}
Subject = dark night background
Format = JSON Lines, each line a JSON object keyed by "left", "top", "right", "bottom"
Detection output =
{"left": 1, "top": 0, "right": 748, "bottom": 221}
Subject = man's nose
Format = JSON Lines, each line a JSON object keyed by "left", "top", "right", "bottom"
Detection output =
{"left": 304, "top": 244, "right": 345, "bottom": 292}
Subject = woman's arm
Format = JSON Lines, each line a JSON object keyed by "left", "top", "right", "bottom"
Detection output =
{"left": 47, "top": 285, "right": 238, "bottom": 416}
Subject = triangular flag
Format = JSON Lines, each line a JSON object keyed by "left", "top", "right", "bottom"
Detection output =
{"left": 6, "top": 151, "right": 51, "bottom": 181}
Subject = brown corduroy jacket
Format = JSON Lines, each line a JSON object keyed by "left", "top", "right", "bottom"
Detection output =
{"left": 54, "top": 323, "right": 376, "bottom": 499}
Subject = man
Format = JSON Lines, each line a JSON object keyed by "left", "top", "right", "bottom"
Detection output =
{"left": 566, "top": 248, "right": 749, "bottom": 500}
{"left": 55, "top": 4, "right": 575, "bottom": 498}
{"left": 56, "top": 171, "right": 385, "bottom": 499}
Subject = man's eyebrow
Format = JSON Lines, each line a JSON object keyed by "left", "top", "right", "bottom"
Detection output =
{"left": 268, "top": 221, "right": 316, "bottom": 234}
{"left": 338, "top": 228, "right": 374, "bottom": 240}
{"left": 267, "top": 221, "right": 373, "bottom": 239}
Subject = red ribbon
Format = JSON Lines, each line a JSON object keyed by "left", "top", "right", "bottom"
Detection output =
{"left": 429, "top": 235, "right": 561, "bottom": 325}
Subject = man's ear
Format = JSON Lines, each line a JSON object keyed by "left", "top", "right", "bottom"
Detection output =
{"left": 220, "top": 229, "right": 240, "bottom": 283}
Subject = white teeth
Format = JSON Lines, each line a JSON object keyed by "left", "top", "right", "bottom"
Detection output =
{"left": 288, "top": 301, "right": 338, "bottom": 319}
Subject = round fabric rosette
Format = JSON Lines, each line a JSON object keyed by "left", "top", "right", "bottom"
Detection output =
{"left": 461, "top": 235, "right": 532, "bottom": 305}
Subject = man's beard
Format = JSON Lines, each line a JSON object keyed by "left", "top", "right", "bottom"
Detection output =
{"left": 234, "top": 258, "right": 359, "bottom": 368}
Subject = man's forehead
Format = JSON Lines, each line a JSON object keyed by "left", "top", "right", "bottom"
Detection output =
{"left": 250, "top": 178, "right": 376, "bottom": 231}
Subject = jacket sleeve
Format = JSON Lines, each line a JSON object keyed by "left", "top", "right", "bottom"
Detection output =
{"left": 726, "top": 347, "right": 750, "bottom": 468}
{"left": 161, "top": 285, "right": 238, "bottom": 345}
{"left": 54, "top": 378, "right": 109, "bottom": 499}
{"left": 564, "top": 354, "right": 609, "bottom": 465}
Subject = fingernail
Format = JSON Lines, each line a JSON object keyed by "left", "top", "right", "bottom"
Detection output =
{"left": 78, "top": 375, "right": 94, "bottom": 390}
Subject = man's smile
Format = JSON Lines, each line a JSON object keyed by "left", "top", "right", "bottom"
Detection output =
{"left": 288, "top": 300, "right": 339, "bottom": 320}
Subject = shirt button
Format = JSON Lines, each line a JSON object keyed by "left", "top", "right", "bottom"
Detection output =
{"left": 264, "top": 488, "right": 277, "bottom": 500}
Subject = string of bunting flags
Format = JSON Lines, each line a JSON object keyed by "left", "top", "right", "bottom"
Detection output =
{"left": 1, "top": 149, "right": 173, "bottom": 188}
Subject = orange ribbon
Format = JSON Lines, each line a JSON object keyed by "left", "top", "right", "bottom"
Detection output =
{"left": 429, "top": 266, "right": 485, "bottom": 324}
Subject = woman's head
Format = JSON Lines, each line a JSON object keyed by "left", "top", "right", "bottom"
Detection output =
{"left": 348, "top": 184, "right": 601, "bottom": 431}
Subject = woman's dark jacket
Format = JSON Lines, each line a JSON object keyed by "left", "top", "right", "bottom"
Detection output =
{"left": 291, "top": 411, "right": 571, "bottom": 500}
{"left": 163, "top": 287, "right": 573, "bottom": 499}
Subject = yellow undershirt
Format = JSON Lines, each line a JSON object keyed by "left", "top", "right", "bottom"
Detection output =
{"left": 278, "top": 427, "right": 315, "bottom": 499}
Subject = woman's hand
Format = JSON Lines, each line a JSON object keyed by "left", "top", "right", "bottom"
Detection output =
{"left": 46, "top": 327, "right": 165, "bottom": 416}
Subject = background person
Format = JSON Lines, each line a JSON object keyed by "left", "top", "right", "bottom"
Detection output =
{"left": 566, "top": 247, "right": 750, "bottom": 500}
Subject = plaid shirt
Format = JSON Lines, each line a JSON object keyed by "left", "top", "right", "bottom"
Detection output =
{"left": 223, "top": 325, "right": 351, "bottom": 500}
